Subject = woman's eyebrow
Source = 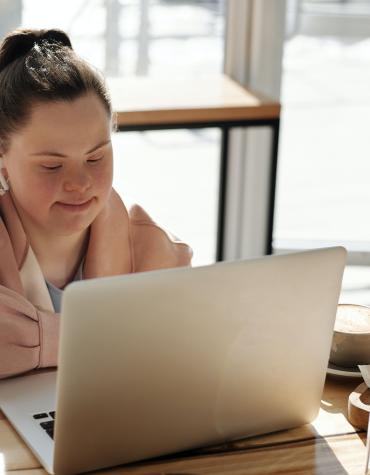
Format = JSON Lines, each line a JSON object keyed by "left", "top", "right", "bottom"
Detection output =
{"left": 86, "top": 139, "right": 111, "bottom": 154}
{"left": 29, "top": 139, "right": 111, "bottom": 157}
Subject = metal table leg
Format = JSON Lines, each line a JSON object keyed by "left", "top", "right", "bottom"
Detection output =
{"left": 266, "top": 119, "right": 280, "bottom": 255}
{"left": 216, "top": 127, "right": 229, "bottom": 261}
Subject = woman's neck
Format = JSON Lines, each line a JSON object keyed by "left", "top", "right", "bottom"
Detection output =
{"left": 25, "top": 224, "right": 89, "bottom": 289}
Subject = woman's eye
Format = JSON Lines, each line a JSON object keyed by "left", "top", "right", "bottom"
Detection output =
{"left": 42, "top": 165, "right": 62, "bottom": 171}
{"left": 87, "top": 156, "right": 103, "bottom": 164}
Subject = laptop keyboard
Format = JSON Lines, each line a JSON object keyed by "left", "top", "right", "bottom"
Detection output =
{"left": 33, "top": 411, "right": 55, "bottom": 439}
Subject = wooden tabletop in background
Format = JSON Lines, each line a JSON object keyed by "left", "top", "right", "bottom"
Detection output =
{"left": 107, "top": 75, "right": 281, "bottom": 127}
{"left": 0, "top": 375, "right": 367, "bottom": 474}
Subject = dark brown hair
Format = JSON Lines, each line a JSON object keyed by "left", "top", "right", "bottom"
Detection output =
{"left": 0, "top": 28, "right": 114, "bottom": 153}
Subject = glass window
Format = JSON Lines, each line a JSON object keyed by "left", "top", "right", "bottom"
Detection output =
{"left": 275, "top": 0, "right": 370, "bottom": 303}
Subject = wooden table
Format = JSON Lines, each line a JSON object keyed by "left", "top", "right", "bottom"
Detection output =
{"left": 107, "top": 75, "right": 281, "bottom": 260}
{"left": 1, "top": 374, "right": 367, "bottom": 474}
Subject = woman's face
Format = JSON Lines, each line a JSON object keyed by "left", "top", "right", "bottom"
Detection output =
{"left": 2, "top": 93, "right": 113, "bottom": 237}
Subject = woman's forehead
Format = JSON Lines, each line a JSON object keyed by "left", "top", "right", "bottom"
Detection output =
{"left": 30, "top": 94, "right": 110, "bottom": 129}
{"left": 10, "top": 94, "right": 111, "bottom": 154}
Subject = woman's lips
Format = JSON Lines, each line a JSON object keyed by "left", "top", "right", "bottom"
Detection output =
{"left": 55, "top": 198, "right": 94, "bottom": 212}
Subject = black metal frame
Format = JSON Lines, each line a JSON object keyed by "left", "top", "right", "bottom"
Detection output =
{"left": 117, "top": 117, "right": 280, "bottom": 261}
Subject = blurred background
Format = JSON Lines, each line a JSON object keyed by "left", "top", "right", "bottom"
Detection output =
{"left": 1, "top": 0, "right": 370, "bottom": 303}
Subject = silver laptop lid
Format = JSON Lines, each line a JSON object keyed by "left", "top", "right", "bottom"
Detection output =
{"left": 54, "top": 247, "right": 346, "bottom": 474}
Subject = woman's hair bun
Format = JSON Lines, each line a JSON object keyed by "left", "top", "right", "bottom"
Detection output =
{"left": 0, "top": 28, "right": 73, "bottom": 71}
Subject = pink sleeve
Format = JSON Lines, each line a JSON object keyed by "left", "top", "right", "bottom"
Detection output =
{"left": 129, "top": 204, "right": 193, "bottom": 272}
{"left": 0, "top": 285, "right": 59, "bottom": 379}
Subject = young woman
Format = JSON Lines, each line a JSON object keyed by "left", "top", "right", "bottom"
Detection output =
{"left": 0, "top": 28, "right": 192, "bottom": 379}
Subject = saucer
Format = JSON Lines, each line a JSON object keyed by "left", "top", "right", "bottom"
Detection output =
{"left": 327, "top": 362, "right": 362, "bottom": 378}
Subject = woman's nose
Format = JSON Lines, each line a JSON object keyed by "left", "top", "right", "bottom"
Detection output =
{"left": 64, "top": 170, "right": 92, "bottom": 193}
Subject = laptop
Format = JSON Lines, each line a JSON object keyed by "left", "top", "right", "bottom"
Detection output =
{"left": 0, "top": 247, "right": 346, "bottom": 474}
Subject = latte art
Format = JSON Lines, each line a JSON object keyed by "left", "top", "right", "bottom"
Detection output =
{"left": 334, "top": 304, "right": 370, "bottom": 334}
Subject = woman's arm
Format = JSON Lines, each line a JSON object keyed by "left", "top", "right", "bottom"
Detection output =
{"left": 0, "top": 285, "right": 59, "bottom": 379}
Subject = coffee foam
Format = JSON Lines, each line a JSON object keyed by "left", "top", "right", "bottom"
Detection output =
{"left": 334, "top": 305, "right": 370, "bottom": 333}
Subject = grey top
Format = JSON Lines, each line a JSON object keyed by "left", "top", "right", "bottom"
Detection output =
{"left": 45, "top": 260, "right": 84, "bottom": 313}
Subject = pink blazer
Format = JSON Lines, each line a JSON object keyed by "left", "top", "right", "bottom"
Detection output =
{"left": 0, "top": 189, "right": 192, "bottom": 379}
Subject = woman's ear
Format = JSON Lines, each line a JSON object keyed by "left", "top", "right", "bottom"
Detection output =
{"left": 0, "top": 157, "right": 10, "bottom": 195}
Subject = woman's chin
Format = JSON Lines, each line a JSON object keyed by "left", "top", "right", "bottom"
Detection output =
{"left": 49, "top": 215, "right": 96, "bottom": 236}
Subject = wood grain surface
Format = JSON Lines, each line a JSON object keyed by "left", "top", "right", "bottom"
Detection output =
{"left": 107, "top": 75, "right": 281, "bottom": 126}
{"left": 7, "top": 433, "right": 365, "bottom": 475}
{"left": 348, "top": 382, "right": 370, "bottom": 430}
{"left": 86, "top": 433, "right": 368, "bottom": 475}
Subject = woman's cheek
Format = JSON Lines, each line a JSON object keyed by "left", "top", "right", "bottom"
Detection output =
{"left": 93, "top": 161, "right": 113, "bottom": 192}
{"left": 31, "top": 174, "right": 61, "bottom": 203}
{"left": 39, "top": 171, "right": 60, "bottom": 187}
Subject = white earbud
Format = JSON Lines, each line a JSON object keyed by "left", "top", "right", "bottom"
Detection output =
{"left": 0, "top": 157, "right": 10, "bottom": 196}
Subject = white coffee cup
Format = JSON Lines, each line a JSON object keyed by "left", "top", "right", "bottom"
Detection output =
{"left": 330, "top": 304, "right": 370, "bottom": 368}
